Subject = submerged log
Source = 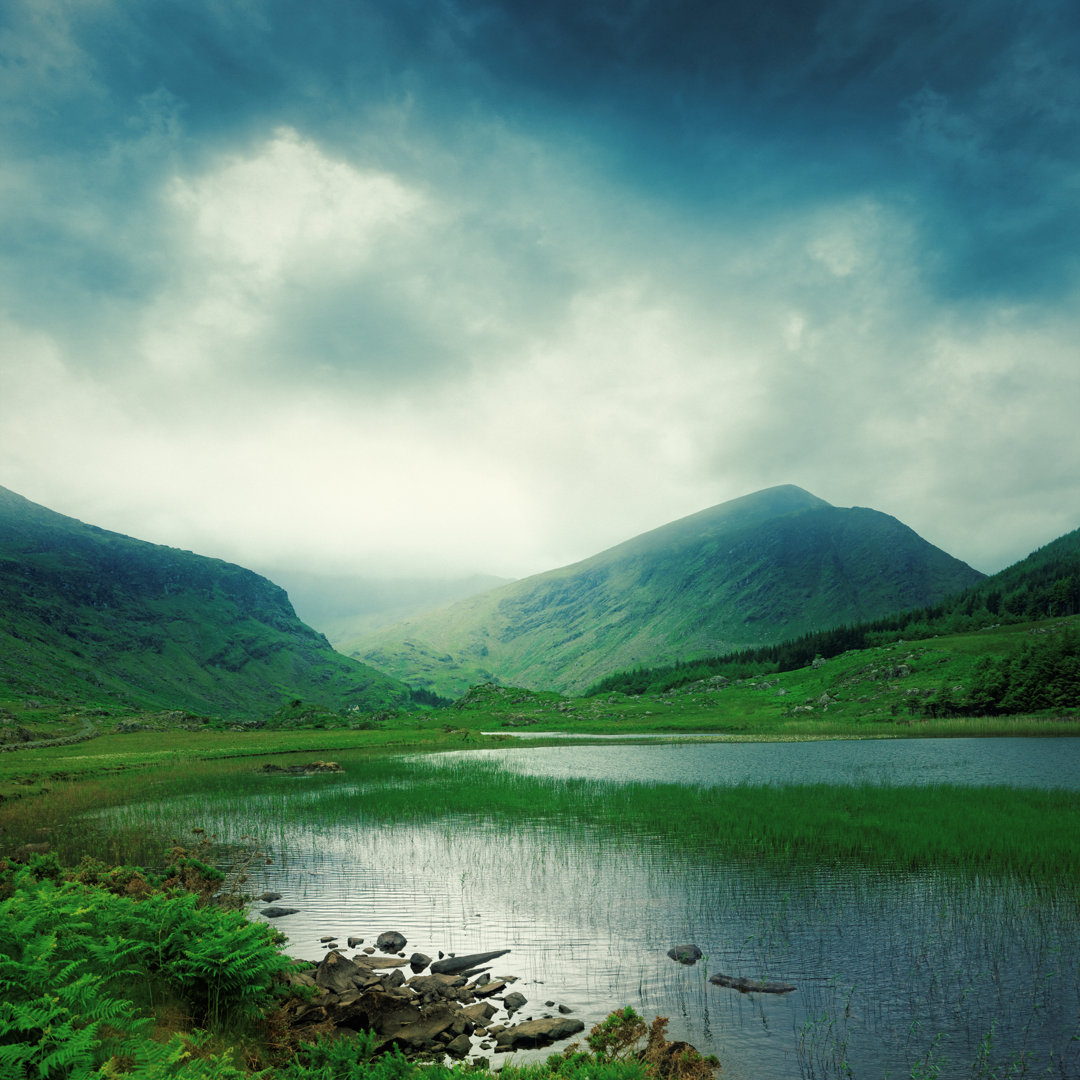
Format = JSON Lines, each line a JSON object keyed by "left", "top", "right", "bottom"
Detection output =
{"left": 709, "top": 972, "right": 795, "bottom": 994}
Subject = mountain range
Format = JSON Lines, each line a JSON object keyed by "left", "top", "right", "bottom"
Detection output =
{"left": 0, "top": 485, "right": 406, "bottom": 716}
{"left": 340, "top": 485, "right": 986, "bottom": 696}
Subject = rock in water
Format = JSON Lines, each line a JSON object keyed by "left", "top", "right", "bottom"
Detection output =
{"left": 503, "top": 991, "right": 527, "bottom": 1013}
{"left": 258, "top": 891, "right": 282, "bottom": 902}
{"left": 376, "top": 931, "right": 407, "bottom": 952}
{"left": 260, "top": 906, "right": 300, "bottom": 918}
{"left": 709, "top": 972, "right": 796, "bottom": 993}
{"left": 667, "top": 944, "right": 703, "bottom": 964}
{"left": 430, "top": 949, "right": 511, "bottom": 975}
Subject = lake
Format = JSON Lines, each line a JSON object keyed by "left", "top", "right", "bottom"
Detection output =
{"left": 105, "top": 737, "right": 1080, "bottom": 1079}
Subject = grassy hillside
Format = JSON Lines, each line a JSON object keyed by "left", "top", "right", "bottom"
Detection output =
{"left": 0, "top": 485, "right": 408, "bottom": 718}
{"left": 590, "top": 520, "right": 1080, "bottom": 697}
{"left": 343, "top": 485, "right": 984, "bottom": 696}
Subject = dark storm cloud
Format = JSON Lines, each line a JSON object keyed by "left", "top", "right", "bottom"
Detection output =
{"left": 1, "top": 0, "right": 1078, "bottom": 576}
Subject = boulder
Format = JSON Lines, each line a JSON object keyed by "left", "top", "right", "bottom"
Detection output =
{"left": 409, "top": 952, "right": 432, "bottom": 970}
{"left": 667, "top": 944, "right": 703, "bottom": 965}
{"left": 376, "top": 931, "right": 407, "bottom": 953}
{"left": 347, "top": 936, "right": 364, "bottom": 947}
{"left": 461, "top": 1001, "right": 498, "bottom": 1024}
{"left": 494, "top": 1017, "right": 585, "bottom": 1051}
{"left": 260, "top": 906, "right": 300, "bottom": 918}
{"left": 444, "top": 1033, "right": 473, "bottom": 1057}
{"left": 258, "top": 891, "right": 282, "bottom": 902}
{"left": 503, "top": 991, "right": 528, "bottom": 1013}
{"left": 315, "top": 951, "right": 364, "bottom": 994}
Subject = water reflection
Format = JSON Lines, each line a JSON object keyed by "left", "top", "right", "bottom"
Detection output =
{"left": 213, "top": 808, "right": 1078, "bottom": 1080}
{"left": 96, "top": 740, "right": 1080, "bottom": 1079}
{"left": 436, "top": 736, "right": 1080, "bottom": 789}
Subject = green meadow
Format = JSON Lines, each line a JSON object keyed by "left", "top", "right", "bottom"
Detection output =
{"left": 2, "top": 614, "right": 1079, "bottom": 1079}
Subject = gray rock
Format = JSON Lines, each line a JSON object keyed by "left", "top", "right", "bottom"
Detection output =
{"left": 494, "top": 1017, "right": 585, "bottom": 1050}
{"left": 409, "top": 952, "right": 432, "bottom": 970}
{"left": 315, "top": 951, "right": 364, "bottom": 994}
{"left": 260, "top": 906, "right": 300, "bottom": 918}
{"left": 503, "top": 991, "right": 528, "bottom": 1013}
{"left": 558, "top": 1004, "right": 574, "bottom": 1014}
{"left": 347, "top": 937, "right": 364, "bottom": 948}
{"left": 376, "top": 931, "right": 407, "bottom": 953}
{"left": 258, "top": 891, "right": 282, "bottom": 902}
{"left": 667, "top": 944, "right": 704, "bottom": 964}
{"left": 445, "top": 1033, "right": 473, "bottom": 1057}
{"left": 430, "top": 949, "right": 511, "bottom": 976}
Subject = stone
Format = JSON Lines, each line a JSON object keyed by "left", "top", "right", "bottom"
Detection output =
{"left": 503, "top": 991, "right": 528, "bottom": 1013}
{"left": 461, "top": 1002, "right": 498, "bottom": 1024}
{"left": 260, "top": 906, "right": 300, "bottom": 918}
{"left": 472, "top": 980, "right": 506, "bottom": 999}
{"left": 494, "top": 1017, "right": 585, "bottom": 1051}
{"left": 376, "top": 931, "right": 407, "bottom": 953}
{"left": 347, "top": 937, "right": 364, "bottom": 948}
{"left": 667, "top": 944, "right": 704, "bottom": 965}
{"left": 320, "top": 936, "right": 336, "bottom": 943}
{"left": 430, "top": 949, "right": 510, "bottom": 976}
{"left": 558, "top": 1004, "right": 574, "bottom": 1014}
{"left": 258, "top": 891, "right": 282, "bottom": 902}
{"left": 445, "top": 1034, "right": 473, "bottom": 1057}
{"left": 409, "top": 952, "right": 432, "bottom": 970}
{"left": 315, "top": 951, "right": 364, "bottom": 994}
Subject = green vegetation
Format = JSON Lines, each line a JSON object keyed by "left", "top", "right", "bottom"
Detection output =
{"left": 340, "top": 485, "right": 983, "bottom": 697}
{"left": 0, "top": 844, "right": 712, "bottom": 1080}
{"left": 589, "top": 524, "right": 1080, "bottom": 699}
{"left": 0, "top": 485, "right": 409, "bottom": 717}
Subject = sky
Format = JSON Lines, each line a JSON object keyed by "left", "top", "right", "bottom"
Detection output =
{"left": 1, "top": 0, "right": 1078, "bottom": 584}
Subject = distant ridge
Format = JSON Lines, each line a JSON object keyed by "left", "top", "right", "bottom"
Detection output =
{"left": 0, "top": 485, "right": 407, "bottom": 715}
{"left": 342, "top": 485, "right": 986, "bottom": 696}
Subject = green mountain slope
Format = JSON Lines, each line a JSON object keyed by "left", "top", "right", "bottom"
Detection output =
{"left": 0, "top": 485, "right": 407, "bottom": 716}
{"left": 342, "top": 485, "right": 985, "bottom": 696}
{"left": 588, "top": 521, "right": 1080, "bottom": 698}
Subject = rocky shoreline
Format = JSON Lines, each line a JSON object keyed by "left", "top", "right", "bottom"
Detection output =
{"left": 273, "top": 934, "right": 584, "bottom": 1064}
{"left": 261, "top": 909, "right": 793, "bottom": 1067}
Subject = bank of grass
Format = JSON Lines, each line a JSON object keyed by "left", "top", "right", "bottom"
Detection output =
{"left": 21, "top": 744, "right": 1076, "bottom": 884}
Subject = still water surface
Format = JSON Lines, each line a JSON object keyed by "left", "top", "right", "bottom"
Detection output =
{"left": 122, "top": 738, "right": 1080, "bottom": 1079}
{"left": 446, "top": 735, "right": 1080, "bottom": 789}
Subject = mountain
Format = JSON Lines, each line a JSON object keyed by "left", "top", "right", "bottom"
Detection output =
{"left": 589, "top": 520, "right": 1080, "bottom": 698}
{"left": 343, "top": 485, "right": 986, "bottom": 696}
{"left": 0, "top": 485, "right": 407, "bottom": 716}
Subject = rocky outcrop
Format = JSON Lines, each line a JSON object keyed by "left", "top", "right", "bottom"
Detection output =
{"left": 281, "top": 944, "right": 584, "bottom": 1063}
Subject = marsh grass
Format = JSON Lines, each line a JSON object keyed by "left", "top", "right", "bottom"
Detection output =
{"left": 72, "top": 752, "right": 1080, "bottom": 885}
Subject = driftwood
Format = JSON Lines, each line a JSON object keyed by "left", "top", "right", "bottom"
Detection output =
{"left": 709, "top": 973, "right": 795, "bottom": 994}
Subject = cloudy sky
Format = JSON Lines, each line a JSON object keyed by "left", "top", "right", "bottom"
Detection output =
{"left": 2, "top": 0, "right": 1078, "bottom": 584}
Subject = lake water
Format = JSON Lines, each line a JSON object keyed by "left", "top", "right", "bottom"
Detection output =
{"left": 440, "top": 735, "right": 1080, "bottom": 789}
{"left": 113, "top": 738, "right": 1080, "bottom": 1080}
